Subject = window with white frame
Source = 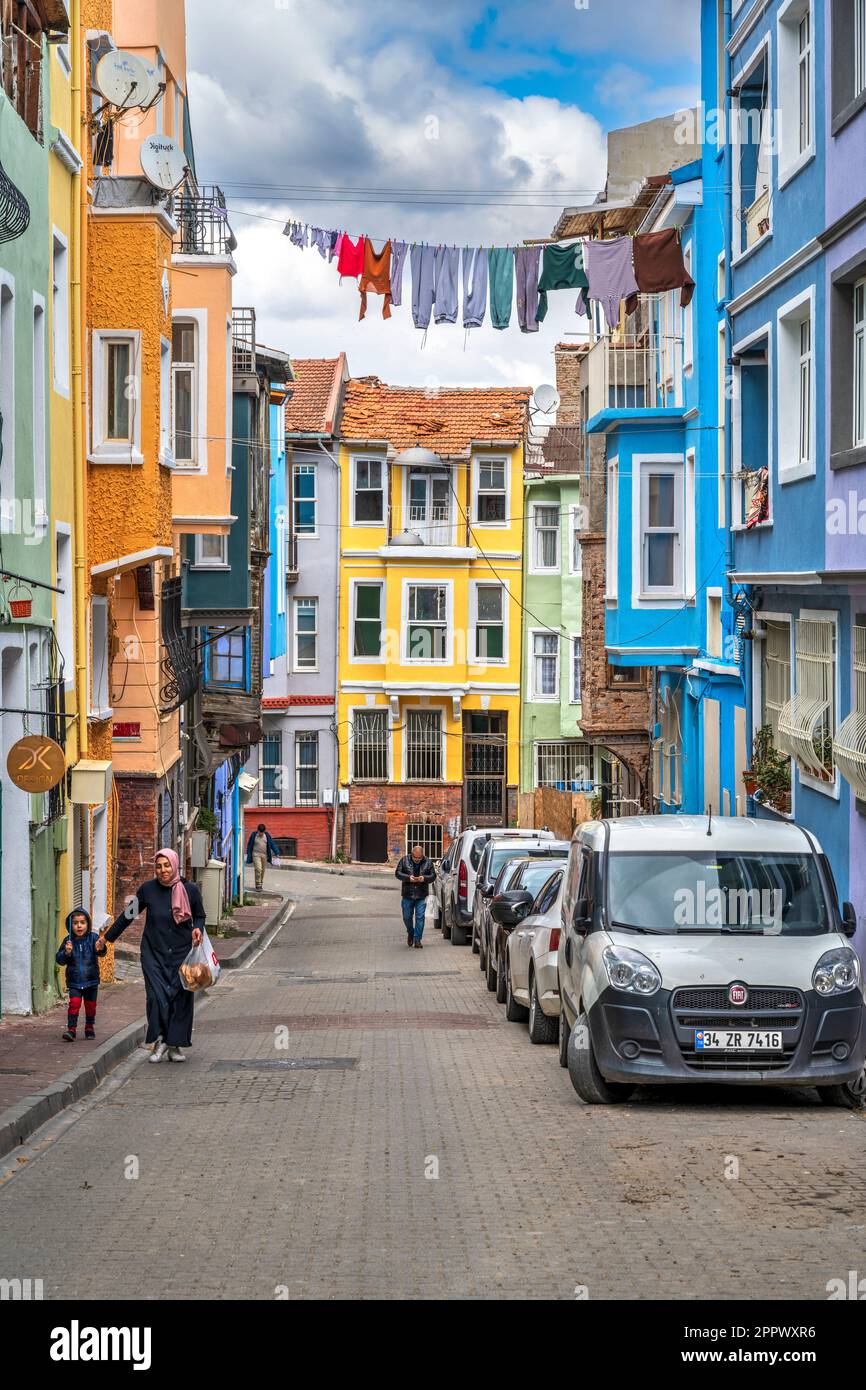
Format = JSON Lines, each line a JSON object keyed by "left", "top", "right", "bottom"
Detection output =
{"left": 834, "top": 623, "right": 866, "bottom": 799}
{"left": 798, "top": 10, "right": 812, "bottom": 150}
{"left": 855, "top": 279, "right": 866, "bottom": 448}
{"left": 531, "top": 631, "right": 559, "bottom": 700}
{"left": 353, "top": 581, "right": 383, "bottom": 658}
{"left": 640, "top": 461, "right": 684, "bottom": 595}
{"left": 56, "top": 528, "right": 73, "bottom": 685}
{"left": 209, "top": 628, "right": 246, "bottom": 688}
{"left": 172, "top": 320, "right": 196, "bottom": 464}
{"left": 572, "top": 636, "right": 582, "bottom": 703}
{"left": 406, "top": 583, "right": 448, "bottom": 661}
{"left": 406, "top": 709, "right": 442, "bottom": 781}
{"left": 761, "top": 620, "right": 792, "bottom": 744}
{"left": 293, "top": 462, "right": 317, "bottom": 534}
{"left": 831, "top": 0, "right": 866, "bottom": 123}
{"left": 91, "top": 331, "right": 141, "bottom": 462}
{"left": 536, "top": 739, "right": 593, "bottom": 790}
{"left": 194, "top": 533, "right": 228, "bottom": 567}
{"left": 778, "top": 615, "right": 836, "bottom": 782}
{"left": 683, "top": 244, "right": 694, "bottom": 370}
{"left": 473, "top": 582, "right": 505, "bottom": 662}
{"left": 260, "top": 733, "right": 282, "bottom": 805}
{"left": 352, "top": 457, "right": 384, "bottom": 524}
{"left": 532, "top": 503, "right": 560, "bottom": 570}
{"left": 707, "top": 593, "right": 723, "bottom": 659}
{"left": 90, "top": 597, "right": 110, "bottom": 715}
{"left": 352, "top": 708, "right": 388, "bottom": 780}
{"left": 474, "top": 458, "right": 507, "bottom": 524}
{"left": 570, "top": 505, "right": 583, "bottom": 574}
{"left": 52, "top": 233, "right": 69, "bottom": 394}
{"left": 295, "top": 731, "right": 319, "bottom": 805}
{"left": 606, "top": 457, "right": 618, "bottom": 601}
{"left": 732, "top": 51, "right": 771, "bottom": 255}
{"left": 778, "top": 290, "right": 815, "bottom": 480}
{"left": 33, "top": 300, "right": 46, "bottom": 520}
{"left": 294, "top": 598, "right": 318, "bottom": 669}
{"left": 778, "top": 0, "right": 814, "bottom": 178}
{"left": 159, "top": 336, "right": 171, "bottom": 465}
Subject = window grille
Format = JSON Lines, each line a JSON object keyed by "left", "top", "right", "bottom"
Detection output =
{"left": 762, "top": 621, "right": 791, "bottom": 742}
{"left": 535, "top": 740, "right": 593, "bottom": 790}
{"left": 295, "top": 732, "right": 319, "bottom": 805}
{"left": 406, "top": 709, "right": 442, "bottom": 781}
{"left": 834, "top": 626, "right": 866, "bottom": 798}
{"left": 405, "top": 823, "right": 443, "bottom": 861}
{"left": 352, "top": 709, "right": 388, "bottom": 780}
{"left": 778, "top": 617, "right": 835, "bottom": 779}
{"left": 261, "top": 734, "right": 282, "bottom": 806}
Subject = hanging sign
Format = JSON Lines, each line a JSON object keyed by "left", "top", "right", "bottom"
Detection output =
{"left": 7, "top": 734, "right": 66, "bottom": 792}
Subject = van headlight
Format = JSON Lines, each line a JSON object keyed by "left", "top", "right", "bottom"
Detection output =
{"left": 812, "top": 948, "right": 861, "bottom": 996}
{"left": 603, "top": 945, "right": 662, "bottom": 996}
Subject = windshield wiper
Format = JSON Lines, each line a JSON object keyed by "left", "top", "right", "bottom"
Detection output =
{"left": 608, "top": 920, "right": 664, "bottom": 934}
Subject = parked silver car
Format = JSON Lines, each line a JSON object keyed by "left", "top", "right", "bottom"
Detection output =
{"left": 439, "top": 826, "right": 556, "bottom": 945}
{"left": 503, "top": 867, "right": 565, "bottom": 1043}
{"left": 480, "top": 845, "right": 570, "bottom": 998}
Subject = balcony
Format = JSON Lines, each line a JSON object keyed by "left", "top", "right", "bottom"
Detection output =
{"left": 160, "top": 576, "right": 201, "bottom": 713}
{"left": 172, "top": 185, "right": 236, "bottom": 256}
{"left": 285, "top": 532, "right": 299, "bottom": 585}
{"left": 586, "top": 332, "right": 683, "bottom": 421}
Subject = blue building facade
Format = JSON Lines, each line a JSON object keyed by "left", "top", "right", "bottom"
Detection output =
{"left": 718, "top": 0, "right": 866, "bottom": 954}
{"left": 588, "top": 4, "right": 748, "bottom": 818}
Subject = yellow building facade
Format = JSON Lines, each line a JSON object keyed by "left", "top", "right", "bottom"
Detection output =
{"left": 335, "top": 379, "right": 530, "bottom": 864}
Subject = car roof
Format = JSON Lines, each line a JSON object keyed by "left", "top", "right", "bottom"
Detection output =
{"left": 573, "top": 814, "right": 823, "bottom": 856}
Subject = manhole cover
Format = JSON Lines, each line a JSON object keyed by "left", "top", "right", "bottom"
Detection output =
{"left": 0, "top": 1067, "right": 33, "bottom": 1075}
{"left": 210, "top": 1057, "right": 358, "bottom": 1072}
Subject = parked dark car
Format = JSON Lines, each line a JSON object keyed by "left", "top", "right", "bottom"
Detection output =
{"left": 480, "top": 845, "right": 569, "bottom": 997}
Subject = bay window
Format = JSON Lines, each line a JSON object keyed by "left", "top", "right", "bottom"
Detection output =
{"left": 640, "top": 461, "right": 684, "bottom": 596}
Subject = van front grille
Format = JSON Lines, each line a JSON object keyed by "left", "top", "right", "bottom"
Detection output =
{"left": 672, "top": 987, "right": 802, "bottom": 1011}
{"left": 671, "top": 985, "right": 804, "bottom": 1072}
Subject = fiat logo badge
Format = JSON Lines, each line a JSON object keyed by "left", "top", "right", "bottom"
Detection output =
{"left": 728, "top": 982, "right": 748, "bottom": 1006}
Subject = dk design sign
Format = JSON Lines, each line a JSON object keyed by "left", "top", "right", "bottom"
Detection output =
{"left": 6, "top": 735, "right": 66, "bottom": 793}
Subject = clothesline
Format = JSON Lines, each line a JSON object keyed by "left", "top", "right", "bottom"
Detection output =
{"left": 283, "top": 220, "right": 695, "bottom": 335}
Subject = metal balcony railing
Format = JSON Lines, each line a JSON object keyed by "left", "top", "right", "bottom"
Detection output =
{"left": 160, "top": 576, "right": 201, "bottom": 712}
{"left": 834, "top": 626, "right": 866, "bottom": 799}
{"left": 285, "top": 532, "right": 299, "bottom": 584}
{"left": 586, "top": 332, "right": 683, "bottom": 420}
{"left": 172, "top": 185, "right": 234, "bottom": 256}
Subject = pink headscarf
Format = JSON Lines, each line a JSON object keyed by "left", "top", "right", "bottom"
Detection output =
{"left": 155, "top": 849, "right": 192, "bottom": 925}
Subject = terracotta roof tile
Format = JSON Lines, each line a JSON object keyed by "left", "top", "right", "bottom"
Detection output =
{"left": 285, "top": 357, "right": 345, "bottom": 435}
{"left": 339, "top": 379, "right": 531, "bottom": 455}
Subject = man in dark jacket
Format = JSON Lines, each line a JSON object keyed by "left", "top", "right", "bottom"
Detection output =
{"left": 245, "top": 823, "right": 280, "bottom": 890}
{"left": 395, "top": 844, "right": 435, "bottom": 948}
{"left": 55, "top": 908, "right": 107, "bottom": 1041}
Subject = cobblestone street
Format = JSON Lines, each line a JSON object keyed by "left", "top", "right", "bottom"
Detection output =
{"left": 2, "top": 869, "right": 865, "bottom": 1301}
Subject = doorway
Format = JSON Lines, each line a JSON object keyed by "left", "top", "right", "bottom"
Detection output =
{"left": 463, "top": 712, "right": 507, "bottom": 826}
{"left": 353, "top": 821, "right": 388, "bottom": 863}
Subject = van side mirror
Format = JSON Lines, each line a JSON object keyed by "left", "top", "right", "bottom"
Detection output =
{"left": 841, "top": 901, "right": 857, "bottom": 938}
{"left": 572, "top": 897, "right": 591, "bottom": 935}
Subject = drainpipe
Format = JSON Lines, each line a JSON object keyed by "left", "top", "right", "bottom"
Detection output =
{"left": 71, "top": 2, "right": 88, "bottom": 761}
{"left": 315, "top": 436, "right": 341, "bottom": 860}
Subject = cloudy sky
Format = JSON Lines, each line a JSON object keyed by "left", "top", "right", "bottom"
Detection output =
{"left": 186, "top": 0, "right": 699, "bottom": 390}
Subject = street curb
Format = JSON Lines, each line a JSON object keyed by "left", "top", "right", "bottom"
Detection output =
{"left": 274, "top": 861, "right": 394, "bottom": 882}
{"left": 0, "top": 894, "right": 293, "bottom": 1160}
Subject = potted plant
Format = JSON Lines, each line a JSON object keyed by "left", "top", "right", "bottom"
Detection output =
{"left": 745, "top": 725, "right": 792, "bottom": 813}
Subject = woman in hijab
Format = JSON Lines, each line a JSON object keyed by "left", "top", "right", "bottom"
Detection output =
{"left": 104, "top": 849, "right": 206, "bottom": 1064}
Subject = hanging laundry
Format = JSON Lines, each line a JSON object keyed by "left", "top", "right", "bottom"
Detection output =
{"left": 310, "top": 227, "right": 332, "bottom": 259}
{"left": 284, "top": 221, "right": 308, "bottom": 249}
{"left": 433, "top": 246, "right": 460, "bottom": 325}
{"left": 327, "top": 230, "right": 340, "bottom": 262}
{"left": 535, "top": 241, "right": 589, "bottom": 323}
{"left": 411, "top": 244, "right": 436, "bottom": 329}
{"left": 488, "top": 247, "right": 514, "bottom": 330}
{"left": 584, "top": 236, "right": 639, "bottom": 331}
{"left": 390, "top": 240, "right": 408, "bottom": 307}
{"left": 461, "top": 247, "right": 488, "bottom": 329}
{"left": 336, "top": 233, "right": 365, "bottom": 279}
{"left": 626, "top": 227, "right": 695, "bottom": 315}
{"left": 513, "top": 245, "right": 541, "bottom": 333}
{"left": 359, "top": 239, "right": 393, "bottom": 320}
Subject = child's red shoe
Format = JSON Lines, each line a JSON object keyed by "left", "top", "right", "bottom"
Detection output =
{"left": 85, "top": 1027, "right": 95, "bottom": 1039}
{"left": 62, "top": 1029, "right": 76, "bottom": 1041}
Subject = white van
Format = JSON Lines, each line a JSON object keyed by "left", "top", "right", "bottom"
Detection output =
{"left": 438, "top": 825, "right": 556, "bottom": 945}
{"left": 558, "top": 816, "right": 866, "bottom": 1107}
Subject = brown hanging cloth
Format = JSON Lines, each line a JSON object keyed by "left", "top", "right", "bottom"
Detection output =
{"left": 625, "top": 228, "right": 695, "bottom": 316}
{"left": 359, "top": 238, "right": 393, "bottom": 320}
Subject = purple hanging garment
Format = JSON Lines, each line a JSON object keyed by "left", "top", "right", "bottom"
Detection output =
{"left": 584, "top": 236, "right": 638, "bottom": 331}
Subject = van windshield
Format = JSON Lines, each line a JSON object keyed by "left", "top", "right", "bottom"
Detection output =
{"left": 608, "top": 851, "right": 833, "bottom": 936}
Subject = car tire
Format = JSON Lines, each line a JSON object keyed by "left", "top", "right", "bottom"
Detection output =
{"left": 471, "top": 921, "right": 480, "bottom": 955}
{"left": 451, "top": 919, "right": 468, "bottom": 946}
{"left": 528, "top": 973, "right": 557, "bottom": 1045}
{"left": 567, "top": 1011, "right": 634, "bottom": 1105}
{"left": 478, "top": 927, "right": 487, "bottom": 971}
{"left": 505, "top": 961, "right": 529, "bottom": 1022}
{"left": 495, "top": 949, "right": 507, "bottom": 1004}
{"left": 441, "top": 901, "right": 452, "bottom": 941}
{"left": 485, "top": 947, "right": 497, "bottom": 992}
{"left": 817, "top": 1065, "right": 866, "bottom": 1109}
{"left": 558, "top": 1007, "right": 569, "bottom": 1068}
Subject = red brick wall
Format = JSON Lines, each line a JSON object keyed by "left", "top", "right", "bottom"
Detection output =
{"left": 338, "top": 784, "right": 519, "bottom": 862}
{"left": 244, "top": 807, "right": 333, "bottom": 861}
{"left": 114, "top": 775, "right": 158, "bottom": 916}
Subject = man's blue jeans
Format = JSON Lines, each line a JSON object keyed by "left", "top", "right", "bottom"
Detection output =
{"left": 402, "top": 896, "right": 426, "bottom": 942}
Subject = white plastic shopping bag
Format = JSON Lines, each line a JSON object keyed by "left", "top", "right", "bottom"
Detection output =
{"left": 179, "top": 928, "right": 222, "bottom": 992}
{"left": 425, "top": 896, "right": 440, "bottom": 926}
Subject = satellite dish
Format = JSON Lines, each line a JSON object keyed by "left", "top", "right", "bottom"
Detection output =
{"left": 94, "top": 50, "right": 151, "bottom": 110}
{"left": 138, "top": 61, "right": 164, "bottom": 108}
{"left": 532, "top": 384, "right": 560, "bottom": 415}
{"left": 140, "top": 135, "right": 188, "bottom": 192}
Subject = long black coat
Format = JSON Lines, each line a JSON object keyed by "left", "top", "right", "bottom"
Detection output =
{"left": 105, "top": 878, "right": 206, "bottom": 1047}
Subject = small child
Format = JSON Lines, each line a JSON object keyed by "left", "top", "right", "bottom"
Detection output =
{"left": 55, "top": 908, "right": 107, "bottom": 1041}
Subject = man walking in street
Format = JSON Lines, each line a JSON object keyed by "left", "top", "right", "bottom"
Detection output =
{"left": 246, "top": 822, "right": 280, "bottom": 891}
{"left": 395, "top": 843, "right": 435, "bottom": 948}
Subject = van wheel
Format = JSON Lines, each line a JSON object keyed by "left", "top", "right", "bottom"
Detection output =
{"left": 450, "top": 921, "right": 468, "bottom": 946}
{"left": 558, "top": 1008, "right": 570, "bottom": 1068}
{"left": 441, "top": 903, "right": 452, "bottom": 941}
{"left": 505, "top": 962, "right": 528, "bottom": 1022}
{"left": 818, "top": 1068, "right": 866, "bottom": 1109}
{"left": 567, "top": 1011, "right": 634, "bottom": 1105}
{"left": 471, "top": 922, "right": 480, "bottom": 955}
{"left": 495, "top": 950, "right": 508, "bottom": 1004}
{"left": 485, "top": 948, "right": 497, "bottom": 992}
{"left": 528, "top": 974, "right": 557, "bottom": 1045}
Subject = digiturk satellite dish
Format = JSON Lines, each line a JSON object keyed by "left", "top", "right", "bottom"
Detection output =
{"left": 94, "top": 50, "right": 151, "bottom": 110}
{"left": 532, "top": 384, "right": 560, "bottom": 415}
{"left": 140, "top": 135, "right": 189, "bottom": 193}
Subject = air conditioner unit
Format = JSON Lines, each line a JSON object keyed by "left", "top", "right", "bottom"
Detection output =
{"left": 338, "top": 787, "right": 349, "bottom": 804}
{"left": 69, "top": 760, "right": 113, "bottom": 805}
{"left": 322, "top": 788, "right": 334, "bottom": 805}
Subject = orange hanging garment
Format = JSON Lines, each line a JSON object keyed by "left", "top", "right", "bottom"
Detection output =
{"left": 359, "top": 238, "right": 393, "bottom": 320}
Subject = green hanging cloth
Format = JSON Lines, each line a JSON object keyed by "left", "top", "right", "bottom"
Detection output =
{"left": 536, "top": 241, "right": 589, "bottom": 323}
